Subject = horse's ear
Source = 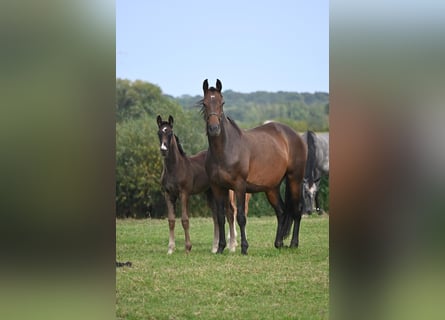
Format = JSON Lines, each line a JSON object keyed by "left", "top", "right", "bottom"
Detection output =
{"left": 203, "top": 79, "right": 209, "bottom": 94}
{"left": 156, "top": 115, "right": 162, "bottom": 127}
{"left": 216, "top": 79, "right": 222, "bottom": 92}
{"left": 168, "top": 115, "right": 174, "bottom": 127}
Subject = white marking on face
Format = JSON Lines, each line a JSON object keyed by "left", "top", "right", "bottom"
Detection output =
{"left": 309, "top": 185, "right": 317, "bottom": 194}
{"left": 160, "top": 142, "right": 168, "bottom": 151}
{"left": 210, "top": 95, "right": 215, "bottom": 99}
{"left": 162, "top": 127, "right": 168, "bottom": 133}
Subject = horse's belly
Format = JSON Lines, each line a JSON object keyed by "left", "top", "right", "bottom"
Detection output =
{"left": 246, "top": 161, "right": 286, "bottom": 188}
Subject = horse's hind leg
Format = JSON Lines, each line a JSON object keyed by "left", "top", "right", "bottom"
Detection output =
{"left": 265, "top": 189, "right": 285, "bottom": 248}
{"left": 286, "top": 176, "right": 303, "bottom": 248}
{"left": 180, "top": 193, "right": 192, "bottom": 253}
{"left": 207, "top": 190, "right": 219, "bottom": 253}
{"left": 212, "top": 211, "right": 219, "bottom": 253}
{"left": 165, "top": 193, "right": 177, "bottom": 254}
{"left": 227, "top": 190, "right": 237, "bottom": 252}
{"left": 233, "top": 188, "right": 249, "bottom": 255}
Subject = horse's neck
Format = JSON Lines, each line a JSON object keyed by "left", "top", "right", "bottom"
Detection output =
{"left": 208, "top": 116, "right": 239, "bottom": 153}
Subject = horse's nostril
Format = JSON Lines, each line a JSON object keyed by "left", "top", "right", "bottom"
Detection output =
{"left": 209, "top": 125, "right": 220, "bottom": 134}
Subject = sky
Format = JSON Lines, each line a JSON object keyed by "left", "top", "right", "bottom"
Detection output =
{"left": 116, "top": 0, "right": 328, "bottom": 97}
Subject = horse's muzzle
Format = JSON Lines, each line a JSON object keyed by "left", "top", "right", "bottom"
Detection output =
{"left": 208, "top": 124, "right": 221, "bottom": 136}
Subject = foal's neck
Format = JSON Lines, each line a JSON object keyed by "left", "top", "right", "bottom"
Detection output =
{"left": 164, "top": 137, "right": 184, "bottom": 169}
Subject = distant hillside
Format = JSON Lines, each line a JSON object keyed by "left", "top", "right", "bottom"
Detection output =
{"left": 171, "top": 90, "right": 329, "bottom": 131}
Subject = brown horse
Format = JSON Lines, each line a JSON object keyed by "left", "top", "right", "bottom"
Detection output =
{"left": 200, "top": 79, "right": 307, "bottom": 255}
{"left": 157, "top": 115, "right": 241, "bottom": 254}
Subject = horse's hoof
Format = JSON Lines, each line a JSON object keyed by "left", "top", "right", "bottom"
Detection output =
{"left": 216, "top": 244, "right": 225, "bottom": 254}
{"left": 289, "top": 242, "right": 299, "bottom": 248}
{"left": 274, "top": 241, "right": 284, "bottom": 249}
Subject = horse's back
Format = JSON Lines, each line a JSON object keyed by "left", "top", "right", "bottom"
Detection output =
{"left": 245, "top": 122, "right": 306, "bottom": 176}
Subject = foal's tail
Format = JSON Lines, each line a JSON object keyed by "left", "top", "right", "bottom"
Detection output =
{"left": 282, "top": 176, "right": 295, "bottom": 240}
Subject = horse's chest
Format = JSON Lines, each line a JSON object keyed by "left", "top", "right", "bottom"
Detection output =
{"left": 161, "top": 174, "right": 180, "bottom": 194}
{"left": 207, "top": 163, "right": 237, "bottom": 187}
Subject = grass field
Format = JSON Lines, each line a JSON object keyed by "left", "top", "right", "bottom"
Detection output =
{"left": 116, "top": 215, "right": 329, "bottom": 319}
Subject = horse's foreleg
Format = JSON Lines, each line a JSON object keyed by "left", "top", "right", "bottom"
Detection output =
{"left": 315, "top": 190, "right": 322, "bottom": 214}
{"left": 180, "top": 193, "right": 192, "bottom": 253}
{"left": 235, "top": 189, "right": 249, "bottom": 255}
{"left": 213, "top": 187, "right": 228, "bottom": 254}
{"left": 165, "top": 193, "right": 176, "bottom": 254}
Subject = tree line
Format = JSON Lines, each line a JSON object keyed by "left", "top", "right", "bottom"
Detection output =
{"left": 116, "top": 78, "right": 329, "bottom": 218}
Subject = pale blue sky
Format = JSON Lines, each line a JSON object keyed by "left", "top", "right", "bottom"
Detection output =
{"left": 117, "top": 0, "right": 328, "bottom": 97}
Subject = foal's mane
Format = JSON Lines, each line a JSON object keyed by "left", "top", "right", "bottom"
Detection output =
{"left": 305, "top": 131, "right": 317, "bottom": 184}
{"left": 174, "top": 134, "right": 186, "bottom": 156}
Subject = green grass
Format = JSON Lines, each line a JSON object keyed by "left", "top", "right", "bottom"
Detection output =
{"left": 116, "top": 215, "right": 329, "bottom": 320}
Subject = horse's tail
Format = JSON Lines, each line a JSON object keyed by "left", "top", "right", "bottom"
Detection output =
{"left": 305, "top": 131, "right": 317, "bottom": 185}
{"left": 282, "top": 176, "right": 295, "bottom": 240}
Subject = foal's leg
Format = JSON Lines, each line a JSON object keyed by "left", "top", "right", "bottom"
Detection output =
{"left": 265, "top": 188, "right": 285, "bottom": 248}
{"left": 180, "top": 192, "right": 192, "bottom": 253}
{"left": 165, "top": 193, "right": 177, "bottom": 254}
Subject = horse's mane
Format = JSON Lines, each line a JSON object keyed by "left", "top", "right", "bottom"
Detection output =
{"left": 226, "top": 116, "right": 243, "bottom": 135}
{"left": 305, "top": 131, "right": 317, "bottom": 184}
{"left": 174, "top": 134, "right": 186, "bottom": 156}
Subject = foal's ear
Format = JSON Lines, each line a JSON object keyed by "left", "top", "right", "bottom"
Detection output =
{"left": 216, "top": 79, "right": 222, "bottom": 92}
{"left": 168, "top": 115, "right": 174, "bottom": 127}
{"left": 156, "top": 115, "right": 162, "bottom": 127}
{"left": 203, "top": 79, "right": 209, "bottom": 94}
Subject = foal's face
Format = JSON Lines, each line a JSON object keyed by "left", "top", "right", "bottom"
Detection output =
{"left": 158, "top": 124, "right": 173, "bottom": 156}
{"left": 156, "top": 115, "right": 174, "bottom": 157}
{"left": 202, "top": 79, "right": 224, "bottom": 136}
